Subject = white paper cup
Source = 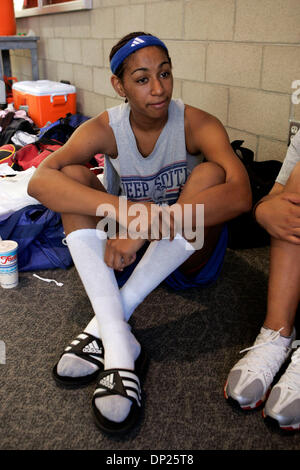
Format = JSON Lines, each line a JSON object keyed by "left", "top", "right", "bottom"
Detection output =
{"left": 0, "top": 240, "right": 19, "bottom": 289}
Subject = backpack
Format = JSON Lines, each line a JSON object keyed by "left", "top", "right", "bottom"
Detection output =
{"left": 228, "top": 140, "right": 283, "bottom": 249}
{"left": 0, "top": 139, "right": 63, "bottom": 171}
{"left": 38, "top": 112, "right": 90, "bottom": 143}
{"left": 37, "top": 113, "right": 105, "bottom": 174}
{"left": 0, "top": 139, "right": 103, "bottom": 176}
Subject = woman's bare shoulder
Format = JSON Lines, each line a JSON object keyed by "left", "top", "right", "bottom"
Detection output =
{"left": 183, "top": 104, "right": 223, "bottom": 154}
{"left": 74, "top": 110, "right": 118, "bottom": 157}
{"left": 184, "top": 104, "right": 220, "bottom": 127}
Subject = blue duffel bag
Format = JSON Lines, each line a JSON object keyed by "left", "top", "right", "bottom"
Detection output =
{"left": 0, "top": 204, "right": 72, "bottom": 271}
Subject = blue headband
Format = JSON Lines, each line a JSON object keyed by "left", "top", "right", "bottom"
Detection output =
{"left": 110, "top": 35, "right": 169, "bottom": 74}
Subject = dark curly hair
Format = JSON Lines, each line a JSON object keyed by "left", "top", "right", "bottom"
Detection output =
{"left": 109, "top": 31, "right": 172, "bottom": 80}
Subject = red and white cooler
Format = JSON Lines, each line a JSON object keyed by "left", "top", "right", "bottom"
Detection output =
{"left": 12, "top": 80, "right": 76, "bottom": 128}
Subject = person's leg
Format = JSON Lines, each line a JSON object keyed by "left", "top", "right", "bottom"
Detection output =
{"left": 225, "top": 163, "right": 300, "bottom": 410}
{"left": 118, "top": 162, "right": 226, "bottom": 321}
{"left": 262, "top": 164, "right": 300, "bottom": 429}
{"left": 263, "top": 238, "right": 300, "bottom": 335}
{"left": 58, "top": 163, "right": 227, "bottom": 426}
{"left": 55, "top": 165, "right": 141, "bottom": 423}
{"left": 60, "top": 164, "right": 102, "bottom": 233}
{"left": 176, "top": 162, "right": 225, "bottom": 275}
{"left": 59, "top": 162, "right": 226, "bottom": 370}
{"left": 264, "top": 163, "right": 300, "bottom": 336}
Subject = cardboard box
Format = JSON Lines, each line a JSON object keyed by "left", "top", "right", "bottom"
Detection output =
{"left": 12, "top": 80, "right": 76, "bottom": 128}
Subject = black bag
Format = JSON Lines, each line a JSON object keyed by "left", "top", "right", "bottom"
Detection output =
{"left": 37, "top": 112, "right": 90, "bottom": 143}
{"left": 228, "top": 140, "right": 283, "bottom": 249}
{"left": 0, "top": 114, "right": 37, "bottom": 146}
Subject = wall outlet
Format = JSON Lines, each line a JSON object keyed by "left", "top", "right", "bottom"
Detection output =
{"left": 289, "top": 119, "right": 300, "bottom": 145}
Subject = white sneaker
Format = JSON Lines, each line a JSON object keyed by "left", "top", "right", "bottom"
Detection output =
{"left": 263, "top": 346, "right": 300, "bottom": 430}
{"left": 224, "top": 327, "right": 296, "bottom": 409}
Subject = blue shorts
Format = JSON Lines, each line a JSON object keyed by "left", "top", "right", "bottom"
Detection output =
{"left": 115, "top": 226, "right": 228, "bottom": 291}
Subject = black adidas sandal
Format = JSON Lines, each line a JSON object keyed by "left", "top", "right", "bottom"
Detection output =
{"left": 52, "top": 332, "right": 104, "bottom": 388}
{"left": 92, "top": 347, "right": 148, "bottom": 435}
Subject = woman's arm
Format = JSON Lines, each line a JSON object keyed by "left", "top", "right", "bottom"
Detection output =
{"left": 254, "top": 130, "right": 300, "bottom": 243}
{"left": 255, "top": 181, "right": 300, "bottom": 243}
{"left": 28, "top": 112, "right": 123, "bottom": 218}
{"left": 184, "top": 106, "right": 252, "bottom": 226}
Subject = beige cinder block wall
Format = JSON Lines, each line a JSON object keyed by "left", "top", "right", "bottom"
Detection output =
{"left": 11, "top": 0, "right": 300, "bottom": 162}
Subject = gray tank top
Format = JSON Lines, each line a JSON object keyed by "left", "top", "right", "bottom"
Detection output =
{"left": 103, "top": 99, "right": 201, "bottom": 205}
{"left": 276, "top": 129, "right": 300, "bottom": 186}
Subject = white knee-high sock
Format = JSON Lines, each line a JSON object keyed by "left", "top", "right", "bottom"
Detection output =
{"left": 84, "top": 234, "right": 195, "bottom": 332}
{"left": 57, "top": 228, "right": 139, "bottom": 423}
{"left": 120, "top": 234, "right": 196, "bottom": 321}
{"left": 59, "top": 232, "right": 194, "bottom": 423}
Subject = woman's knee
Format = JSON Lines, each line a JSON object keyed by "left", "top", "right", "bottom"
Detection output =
{"left": 61, "top": 164, "right": 103, "bottom": 190}
{"left": 286, "top": 161, "right": 300, "bottom": 193}
{"left": 189, "top": 162, "right": 226, "bottom": 188}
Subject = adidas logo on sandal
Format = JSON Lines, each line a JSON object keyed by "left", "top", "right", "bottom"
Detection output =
{"left": 99, "top": 373, "right": 115, "bottom": 390}
{"left": 131, "top": 37, "right": 145, "bottom": 47}
{"left": 83, "top": 341, "right": 103, "bottom": 355}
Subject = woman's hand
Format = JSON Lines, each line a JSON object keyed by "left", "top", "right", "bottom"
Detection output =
{"left": 255, "top": 192, "right": 300, "bottom": 244}
{"left": 104, "top": 237, "right": 146, "bottom": 271}
{"left": 124, "top": 201, "right": 178, "bottom": 241}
